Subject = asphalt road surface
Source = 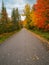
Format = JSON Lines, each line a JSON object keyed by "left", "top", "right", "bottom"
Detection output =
{"left": 0, "top": 28, "right": 49, "bottom": 65}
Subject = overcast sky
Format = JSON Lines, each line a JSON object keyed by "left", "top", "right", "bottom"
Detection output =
{"left": 0, "top": 0, "right": 36, "bottom": 17}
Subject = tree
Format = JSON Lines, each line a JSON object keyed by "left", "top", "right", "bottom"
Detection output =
{"left": 24, "top": 4, "right": 31, "bottom": 29}
{"left": 1, "top": 0, "right": 8, "bottom": 24}
{"left": 0, "top": 0, "right": 8, "bottom": 33}
{"left": 11, "top": 8, "right": 20, "bottom": 30}
{"left": 15, "top": 8, "right": 20, "bottom": 29}
{"left": 11, "top": 8, "right": 16, "bottom": 24}
{"left": 31, "top": 0, "right": 49, "bottom": 31}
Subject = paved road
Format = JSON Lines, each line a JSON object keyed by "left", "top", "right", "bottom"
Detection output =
{"left": 0, "top": 28, "right": 49, "bottom": 65}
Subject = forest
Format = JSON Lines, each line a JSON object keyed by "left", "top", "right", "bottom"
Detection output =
{"left": 0, "top": 0, "right": 49, "bottom": 42}
{"left": 24, "top": 0, "right": 49, "bottom": 41}
{"left": 0, "top": 1, "right": 22, "bottom": 34}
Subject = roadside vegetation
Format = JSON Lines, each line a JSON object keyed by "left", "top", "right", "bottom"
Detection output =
{"left": 30, "top": 29, "right": 49, "bottom": 41}
{"left": 0, "top": 1, "right": 22, "bottom": 43}
{"left": 0, "top": 29, "right": 21, "bottom": 43}
{"left": 0, "top": 0, "right": 49, "bottom": 43}
{"left": 24, "top": 0, "right": 49, "bottom": 42}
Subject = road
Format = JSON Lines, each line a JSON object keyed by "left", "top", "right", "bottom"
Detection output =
{"left": 0, "top": 28, "right": 49, "bottom": 65}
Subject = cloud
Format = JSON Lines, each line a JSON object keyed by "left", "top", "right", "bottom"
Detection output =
{"left": 0, "top": 0, "right": 36, "bottom": 17}
{"left": 21, "top": 16, "right": 26, "bottom": 21}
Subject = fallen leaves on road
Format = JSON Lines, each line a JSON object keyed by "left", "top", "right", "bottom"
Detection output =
{"left": 32, "top": 55, "right": 39, "bottom": 61}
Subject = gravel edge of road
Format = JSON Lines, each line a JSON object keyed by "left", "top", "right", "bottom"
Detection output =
{"left": 0, "top": 30, "right": 21, "bottom": 45}
{"left": 26, "top": 29, "right": 49, "bottom": 49}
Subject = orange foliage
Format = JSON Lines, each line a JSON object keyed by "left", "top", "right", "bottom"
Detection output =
{"left": 32, "top": 0, "right": 49, "bottom": 30}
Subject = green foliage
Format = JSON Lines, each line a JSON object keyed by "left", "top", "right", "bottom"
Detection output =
{"left": 11, "top": 8, "right": 20, "bottom": 30}
{"left": 0, "top": 1, "right": 21, "bottom": 34}
{"left": 0, "top": 30, "right": 20, "bottom": 43}
{"left": 31, "top": 29, "right": 49, "bottom": 41}
{"left": 1, "top": 1, "right": 8, "bottom": 24}
{"left": 0, "top": 0, "right": 8, "bottom": 33}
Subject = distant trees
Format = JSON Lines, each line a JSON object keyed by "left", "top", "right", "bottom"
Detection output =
{"left": 0, "top": 0, "right": 49, "bottom": 34}
{"left": 24, "top": 4, "right": 32, "bottom": 29}
{"left": 11, "top": 8, "right": 20, "bottom": 30}
{"left": 0, "top": 1, "right": 21, "bottom": 34}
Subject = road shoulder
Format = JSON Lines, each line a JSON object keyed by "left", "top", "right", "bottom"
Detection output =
{"left": 26, "top": 29, "right": 49, "bottom": 49}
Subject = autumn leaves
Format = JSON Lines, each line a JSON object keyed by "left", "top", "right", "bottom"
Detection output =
{"left": 0, "top": 0, "right": 49, "bottom": 34}
{"left": 24, "top": 0, "right": 49, "bottom": 31}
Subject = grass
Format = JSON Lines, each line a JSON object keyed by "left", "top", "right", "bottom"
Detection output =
{"left": 0, "top": 29, "right": 20, "bottom": 43}
{"left": 30, "top": 29, "right": 49, "bottom": 41}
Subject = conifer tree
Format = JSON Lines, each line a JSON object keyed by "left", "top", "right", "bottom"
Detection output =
{"left": 1, "top": 0, "right": 8, "bottom": 33}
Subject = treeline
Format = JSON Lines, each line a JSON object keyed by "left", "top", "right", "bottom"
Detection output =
{"left": 0, "top": 1, "right": 21, "bottom": 34}
{"left": 24, "top": 0, "right": 49, "bottom": 32}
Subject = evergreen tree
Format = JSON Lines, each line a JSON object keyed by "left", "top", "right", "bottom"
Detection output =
{"left": 0, "top": 0, "right": 8, "bottom": 33}
{"left": 15, "top": 8, "right": 20, "bottom": 29}
{"left": 1, "top": 0, "right": 8, "bottom": 24}
{"left": 11, "top": 8, "right": 16, "bottom": 24}
{"left": 11, "top": 8, "right": 20, "bottom": 30}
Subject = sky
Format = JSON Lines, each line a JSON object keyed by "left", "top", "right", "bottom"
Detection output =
{"left": 0, "top": 0, "right": 36, "bottom": 17}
